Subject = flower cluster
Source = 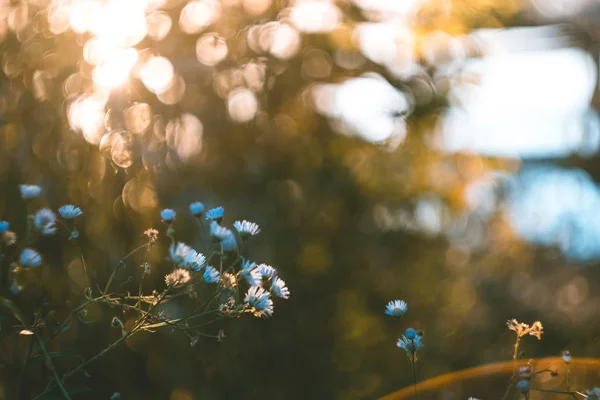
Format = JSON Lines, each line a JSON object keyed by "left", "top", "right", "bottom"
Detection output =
{"left": 507, "top": 319, "right": 544, "bottom": 340}
{"left": 159, "top": 203, "right": 290, "bottom": 319}
{"left": 385, "top": 299, "right": 424, "bottom": 362}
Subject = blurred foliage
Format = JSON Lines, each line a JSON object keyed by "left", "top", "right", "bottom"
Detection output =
{"left": 0, "top": 0, "right": 598, "bottom": 399}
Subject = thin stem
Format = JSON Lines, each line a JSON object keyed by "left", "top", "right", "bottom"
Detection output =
{"left": 34, "top": 334, "right": 71, "bottom": 400}
{"left": 411, "top": 355, "right": 418, "bottom": 400}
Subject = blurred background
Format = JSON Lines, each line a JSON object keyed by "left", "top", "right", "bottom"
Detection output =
{"left": 1, "top": 0, "right": 600, "bottom": 398}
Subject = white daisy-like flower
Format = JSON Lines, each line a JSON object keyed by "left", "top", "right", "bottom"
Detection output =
{"left": 185, "top": 251, "right": 206, "bottom": 272}
{"left": 205, "top": 206, "right": 224, "bottom": 221}
{"left": 169, "top": 242, "right": 194, "bottom": 266}
{"left": 58, "top": 204, "right": 83, "bottom": 219}
{"left": 233, "top": 220, "right": 261, "bottom": 239}
{"left": 160, "top": 208, "right": 176, "bottom": 222}
{"left": 189, "top": 201, "right": 205, "bottom": 216}
{"left": 20, "top": 185, "right": 41, "bottom": 199}
{"left": 271, "top": 276, "right": 290, "bottom": 299}
{"left": 385, "top": 300, "right": 408, "bottom": 317}
{"left": 241, "top": 259, "right": 262, "bottom": 287}
{"left": 0, "top": 221, "right": 9, "bottom": 234}
{"left": 210, "top": 221, "right": 233, "bottom": 240}
{"left": 20, "top": 248, "right": 42, "bottom": 267}
{"left": 165, "top": 268, "right": 191, "bottom": 286}
{"left": 203, "top": 265, "right": 220, "bottom": 283}
{"left": 34, "top": 208, "right": 57, "bottom": 235}
{"left": 220, "top": 234, "right": 238, "bottom": 252}
{"left": 244, "top": 286, "right": 274, "bottom": 318}
{"left": 257, "top": 263, "right": 277, "bottom": 278}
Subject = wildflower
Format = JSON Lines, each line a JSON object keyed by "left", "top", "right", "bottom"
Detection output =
{"left": 20, "top": 185, "right": 41, "bottom": 199}
{"left": 169, "top": 242, "right": 194, "bottom": 266}
{"left": 257, "top": 263, "right": 277, "bottom": 278}
{"left": 203, "top": 265, "right": 220, "bottom": 283}
{"left": 205, "top": 206, "right": 224, "bottom": 222}
{"left": 271, "top": 276, "right": 290, "bottom": 299}
{"left": 244, "top": 286, "right": 274, "bottom": 318}
{"left": 233, "top": 220, "right": 261, "bottom": 239}
{"left": 220, "top": 272, "right": 237, "bottom": 288}
{"left": 10, "top": 280, "right": 22, "bottom": 294}
{"left": 518, "top": 364, "right": 534, "bottom": 379}
{"left": 0, "top": 221, "right": 9, "bottom": 234}
{"left": 160, "top": 208, "right": 176, "bottom": 223}
{"left": 562, "top": 350, "right": 572, "bottom": 363}
{"left": 58, "top": 204, "right": 83, "bottom": 219}
{"left": 210, "top": 221, "right": 233, "bottom": 241}
{"left": 507, "top": 319, "right": 543, "bottom": 340}
{"left": 143, "top": 263, "right": 151, "bottom": 275}
{"left": 515, "top": 379, "right": 529, "bottom": 394}
{"left": 241, "top": 259, "right": 262, "bottom": 287}
{"left": 189, "top": 201, "right": 205, "bottom": 216}
{"left": 185, "top": 251, "right": 206, "bottom": 272}
{"left": 20, "top": 248, "right": 42, "bottom": 267}
{"left": 220, "top": 234, "right": 237, "bottom": 252}
{"left": 165, "top": 268, "right": 191, "bottom": 286}
{"left": 385, "top": 300, "right": 408, "bottom": 317}
{"left": 34, "top": 208, "right": 57, "bottom": 235}
{"left": 3, "top": 231, "right": 16, "bottom": 246}
{"left": 144, "top": 228, "right": 159, "bottom": 246}
{"left": 397, "top": 328, "right": 424, "bottom": 360}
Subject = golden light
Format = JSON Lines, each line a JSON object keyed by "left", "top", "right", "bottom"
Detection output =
{"left": 179, "top": 0, "right": 221, "bottom": 34}
{"left": 68, "top": 91, "right": 109, "bottom": 145}
{"left": 140, "top": 56, "right": 174, "bottom": 94}
{"left": 146, "top": 11, "right": 172, "bottom": 41}
{"left": 227, "top": 88, "right": 258, "bottom": 122}
{"left": 196, "top": 33, "right": 228, "bottom": 66}
{"left": 89, "top": 0, "right": 148, "bottom": 48}
{"left": 166, "top": 113, "right": 203, "bottom": 163}
{"left": 93, "top": 48, "right": 138, "bottom": 88}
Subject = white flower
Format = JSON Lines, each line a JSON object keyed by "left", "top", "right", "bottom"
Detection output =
{"left": 20, "top": 185, "right": 41, "bottom": 199}
{"left": 271, "top": 276, "right": 290, "bottom": 299}
{"left": 34, "top": 208, "right": 57, "bottom": 235}
{"left": 241, "top": 259, "right": 261, "bottom": 286}
{"left": 233, "top": 220, "right": 261, "bottom": 239}
{"left": 220, "top": 272, "right": 237, "bottom": 288}
{"left": 165, "top": 268, "right": 191, "bottom": 286}
{"left": 160, "top": 208, "right": 176, "bottom": 222}
{"left": 189, "top": 201, "right": 205, "bottom": 216}
{"left": 244, "top": 286, "right": 274, "bottom": 318}
{"left": 203, "top": 265, "right": 220, "bottom": 283}
{"left": 20, "top": 248, "right": 42, "bottom": 267}
{"left": 185, "top": 251, "right": 206, "bottom": 272}
{"left": 220, "top": 234, "right": 237, "bottom": 252}
{"left": 210, "top": 221, "right": 233, "bottom": 240}
{"left": 257, "top": 263, "right": 277, "bottom": 278}
{"left": 205, "top": 206, "right": 224, "bottom": 221}
{"left": 169, "top": 242, "right": 194, "bottom": 267}
{"left": 0, "top": 221, "right": 9, "bottom": 234}
{"left": 58, "top": 204, "right": 83, "bottom": 219}
{"left": 385, "top": 300, "right": 408, "bottom": 317}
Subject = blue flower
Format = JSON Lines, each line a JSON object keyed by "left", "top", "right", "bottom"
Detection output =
{"left": 271, "top": 276, "right": 290, "bottom": 299}
{"left": 34, "top": 208, "right": 57, "bottom": 235}
{"left": 220, "top": 234, "right": 237, "bottom": 252}
{"left": 244, "top": 286, "right": 274, "bottom": 318}
{"left": 0, "top": 221, "right": 9, "bottom": 234}
{"left": 205, "top": 207, "right": 224, "bottom": 222}
{"left": 20, "top": 185, "right": 41, "bottom": 199}
{"left": 58, "top": 205, "right": 83, "bottom": 219}
{"left": 233, "top": 220, "right": 260, "bottom": 239}
{"left": 185, "top": 251, "right": 206, "bottom": 272}
{"left": 385, "top": 300, "right": 407, "bottom": 317}
{"left": 203, "top": 265, "right": 220, "bottom": 283}
{"left": 20, "top": 248, "right": 42, "bottom": 267}
{"left": 189, "top": 202, "right": 205, "bottom": 216}
{"left": 396, "top": 328, "right": 424, "bottom": 359}
{"left": 170, "top": 242, "right": 193, "bottom": 265}
{"left": 160, "top": 208, "right": 176, "bottom": 222}
{"left": 241, "top": 259, "right": 261, "bottom": 287}
{"left": 210, "top": 221, "right": 233, "bottom": 240}
{"left": 257, "top": 263, "right": 277, "bottom": 278}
